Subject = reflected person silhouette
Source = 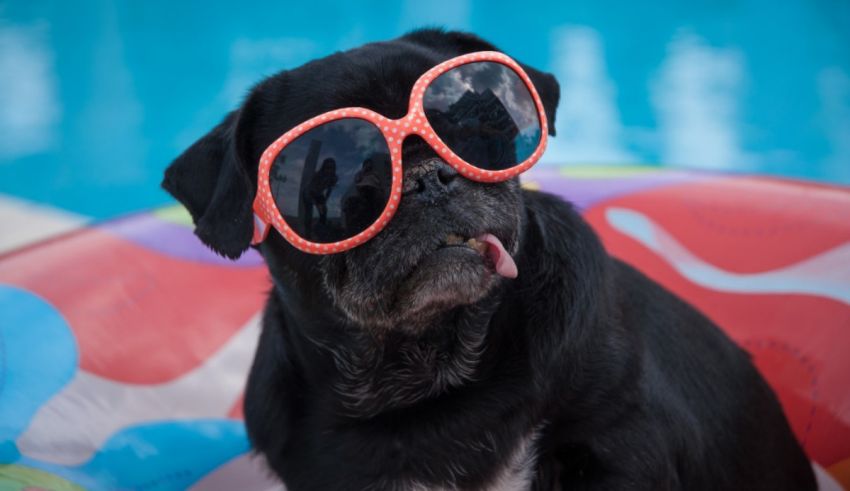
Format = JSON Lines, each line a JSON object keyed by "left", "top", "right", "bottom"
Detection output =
{"left": 342, "top": 157, "right": 385, "bottom": 235}
{"left": 302, "top": 157, "right": 338, "bottom": 238}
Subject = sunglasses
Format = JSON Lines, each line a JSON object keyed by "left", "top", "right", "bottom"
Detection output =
{"left": 251, "top": 51, "right": 549, "bottom": 254}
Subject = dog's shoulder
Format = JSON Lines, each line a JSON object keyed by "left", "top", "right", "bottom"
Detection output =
{"left": 517, "top": 189, "right": 815, "bottom": 490}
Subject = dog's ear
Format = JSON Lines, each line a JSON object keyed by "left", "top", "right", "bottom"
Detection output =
{"left": 162, "top": 108, "right": 256, "bottom": 259}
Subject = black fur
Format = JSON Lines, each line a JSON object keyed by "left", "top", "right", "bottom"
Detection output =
{"left": 163, "top": 29, "right": 815, "bottom": 490}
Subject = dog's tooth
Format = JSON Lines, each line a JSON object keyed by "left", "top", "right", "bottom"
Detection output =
{"left": 467, "top": 238, "right": 487, "bottom": 254}
{"left": 446, "top": 233, "right": 463, "bottom": 245}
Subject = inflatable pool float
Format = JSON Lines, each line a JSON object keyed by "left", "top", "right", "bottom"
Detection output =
{"left": 1, "top": 166, "right": 849, "bottom": 490}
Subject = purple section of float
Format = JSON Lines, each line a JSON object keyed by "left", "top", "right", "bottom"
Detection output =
{"left": 102, "top": 214, "right": 265, "bottom": 267}
{"left": 524, "top": 169, "right": 705, "bottom": 211}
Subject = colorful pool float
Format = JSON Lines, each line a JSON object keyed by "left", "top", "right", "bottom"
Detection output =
{"left": 1, "top": 166, "right": 848, "bottom": 490}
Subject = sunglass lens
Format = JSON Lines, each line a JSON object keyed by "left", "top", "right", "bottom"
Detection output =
{"left": 269, "top": 118, "right": 392, "bottom": 244}
{"left": 423, "top": 61, "right": 542, "bottom": 171}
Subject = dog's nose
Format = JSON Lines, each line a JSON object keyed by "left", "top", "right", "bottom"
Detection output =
{"left": 402, "top": 159, "right": 459, "bottom": 203}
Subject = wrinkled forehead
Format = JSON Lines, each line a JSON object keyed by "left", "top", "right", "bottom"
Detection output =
{"left": 244, "top": 39, "right": 495, "bottom": 164}
{"left": 293, "top": 41, "right": 463, "bottom": 117}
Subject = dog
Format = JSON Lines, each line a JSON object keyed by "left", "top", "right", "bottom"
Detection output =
{"left": 162, "top": 29, "right": 816, "bottom": 490}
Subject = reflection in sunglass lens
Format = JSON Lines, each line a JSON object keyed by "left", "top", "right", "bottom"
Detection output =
{"left": 423, "top": 61, "right": 542, "bottom": 171}
{"left": 269, "top": 118, "right": 392, "bottom": 244}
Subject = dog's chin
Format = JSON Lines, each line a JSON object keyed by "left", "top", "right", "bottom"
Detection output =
{"left": 329, "top": 245, "right": 502, "bottom": 333}
{"left": 393, "top": 246, "right": 498, "bottom": 324}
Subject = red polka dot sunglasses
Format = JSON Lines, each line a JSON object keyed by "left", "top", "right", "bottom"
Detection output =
{"left": 251, "top": 51, "right": 549, "bottom": 254}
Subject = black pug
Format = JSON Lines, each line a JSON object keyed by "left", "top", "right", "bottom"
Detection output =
{"left": 163, "top": 29, "right": 815, "bottom": 490}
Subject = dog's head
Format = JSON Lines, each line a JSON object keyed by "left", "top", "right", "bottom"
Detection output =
{"left": 163, "top": 29, "right": 560, "bottom": 332}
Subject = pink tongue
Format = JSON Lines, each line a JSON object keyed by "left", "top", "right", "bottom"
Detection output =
{"left": 476, "top": 233, "right": 518, "bottom": 278}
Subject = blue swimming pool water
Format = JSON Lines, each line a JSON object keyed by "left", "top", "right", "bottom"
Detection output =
{"left": 1, "top": 0, "right": 849, "bottom": 219}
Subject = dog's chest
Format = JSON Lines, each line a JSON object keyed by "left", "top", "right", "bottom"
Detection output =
{"left": 394, "top": 430, "right": 540, "bottom": 491}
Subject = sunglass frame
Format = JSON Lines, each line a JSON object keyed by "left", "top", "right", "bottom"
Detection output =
{"left": 252, "top": 51, "right": 549, "bottom": 253}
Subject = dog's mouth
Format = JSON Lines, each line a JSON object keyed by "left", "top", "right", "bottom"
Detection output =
{"left": 323, "top": 182, "right": 524, "bottom": 330}
{"left": 381, "top": 228, "right": 517, "bottom": 325}
{"left": 440, "top": 232, "right": 517, "bottom": 279}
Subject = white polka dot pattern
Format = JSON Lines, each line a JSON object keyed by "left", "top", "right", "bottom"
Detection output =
{"left": 251, "top": 51, "right": 549, "bottom": 254}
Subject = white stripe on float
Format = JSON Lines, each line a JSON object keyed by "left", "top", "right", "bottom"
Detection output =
{"left": 0, "top": 194, "right": 88, "bottom": 254}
